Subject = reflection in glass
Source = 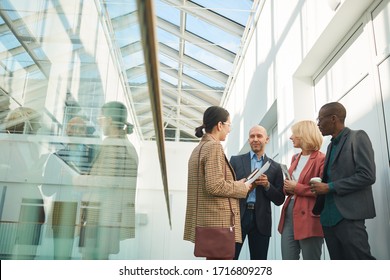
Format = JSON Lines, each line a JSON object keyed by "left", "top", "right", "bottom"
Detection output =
{"left": 0, "top": 107, "right": 45, "bottom": 260}
{"left": 0, "top": 0, "right": 141, "bottom": 260}
{"left": 42, "top": 116, "right": 95, "bottom": 259}
{"left": 0, "top": 0, "right": 253, "bottom": 259}
{"left": 76, "top": 101, "right": 138, "bottom": 260}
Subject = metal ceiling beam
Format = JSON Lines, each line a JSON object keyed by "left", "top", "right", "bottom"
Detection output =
{"left": 126, "top": 65, "right": 146, "bottom": 79}
{"left": 159, "top": 62, "right": 222, "bottom": 104}
{"left": 158, "top": 43, "right": 228, "bottom": 84}
{"left": 110, "top": 11, "right": 139, "bottom": 30}
{"left": 160, "top": 108, "right": 198, "bottom": 135}
{"left": 0, "top": 2, "right": 51, "bottom": 78}
{"left": 0, "top": 45, "right": 25, "bottom": 60}
{"left": 160, "top": 89, "right": 208, "bottom": 138}
{"left": 120, "top": 40, "right": 143, "bottom": 55}
{"left": 141, "top": 112, "right": 197, "bottom": 141}
{"left": 160, "top": 80, "right": 211, "bottom": 108}
{"left": 161, "top": 0, "right": 245, "bottom": 37}
{"left": 157, "top": 17, "right": 235, "bottom": 62}
{"left": 160, "top": 62, "right": 212, "bottom": 91}
{"left": 133, "top": 99, "right": 153, "bottom": 113}
{"left": 140, "top": 98, "right": 203, "bottom": 141}
{"left": 164, "top": 79, "right": 222, "bottom": 106}
{"left": 129, "top": 87, "right": 148, "bottom": 100}
{"left": 160, "top": 98, "right": 199, "bottom": 122}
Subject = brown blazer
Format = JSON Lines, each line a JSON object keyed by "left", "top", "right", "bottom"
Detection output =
{"left": 183, "top": 134, "right": 248, "bottom": 243}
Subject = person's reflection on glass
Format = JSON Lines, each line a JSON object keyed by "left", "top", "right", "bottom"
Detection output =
{"left": 0, "top": 92, "right": 11, "bottom": 129}
{"left": 44, "top": 116, "right": 95, "bottom": 259}
{"left": 77, "top": 101, "right": 138, "bottom": 260}
{"left": 57, "top": 116, "right": 95, "bottom": 174}
{"left": 0, "top": 107, "right": 45, "bottom": 259}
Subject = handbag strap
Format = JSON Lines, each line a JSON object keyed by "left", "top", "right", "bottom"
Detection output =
{"left": 194, "top": 141, "right": 235, "bottom": 228}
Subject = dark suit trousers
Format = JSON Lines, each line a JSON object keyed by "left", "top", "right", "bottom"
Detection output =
{"left": 234, "top": 207, "right": 270, "bottom": 260}
{"left": 322, "top": 219, "right": 375, "bottom": 260}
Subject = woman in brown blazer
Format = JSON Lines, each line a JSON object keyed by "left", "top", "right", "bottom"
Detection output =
{"left": 183, "top": 106, "right": 252, "bottom": 260}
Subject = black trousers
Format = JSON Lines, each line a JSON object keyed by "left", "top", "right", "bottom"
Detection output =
{"left": 323, "top": 219, "right": 375, "bottom": 260}
{"left": 234, "top": 208, "right": 270, "bottom": 260}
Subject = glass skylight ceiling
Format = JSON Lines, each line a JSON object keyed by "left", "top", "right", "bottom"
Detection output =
{"left": 0, "top": 0, "right": 257, "bottom": 142}
{"left": 105, "top": 0, "right": 256, "bottom": 142}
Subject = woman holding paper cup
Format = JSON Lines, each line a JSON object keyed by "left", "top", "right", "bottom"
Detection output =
{"left": 277, "top": 120, "right": 325, "bottom": 259}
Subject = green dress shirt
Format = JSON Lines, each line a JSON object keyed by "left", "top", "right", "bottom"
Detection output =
{"left": 320, "top": 129, "right": 345, "bottom": 227}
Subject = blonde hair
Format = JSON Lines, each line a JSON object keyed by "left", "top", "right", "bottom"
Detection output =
{"left": 291, "top": 120, "right": 323, "bottom": 151}
{"left": 5, "top": 107, "right": 41, "bottom": 134}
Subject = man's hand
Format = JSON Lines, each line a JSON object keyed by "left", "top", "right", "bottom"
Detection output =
{"left": 310, "top": 182, "right": 330, "bottom": 195}
{"left": 254, "top": 174, "right": 270, "bottom": 189}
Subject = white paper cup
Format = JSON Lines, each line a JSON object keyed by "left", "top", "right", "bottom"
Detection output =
{"left": 310, "top": 177, "right": 321, "bottom": 193}
{"left": 310, "top": 177, "right": 322, "bottom": 183}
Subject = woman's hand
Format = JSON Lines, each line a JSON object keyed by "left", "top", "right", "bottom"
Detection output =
{"left": 241, "top": 178, "right": 255, "bottom": 192}
{"left": 284, "top": 179, "right": 296, "bottom": 195}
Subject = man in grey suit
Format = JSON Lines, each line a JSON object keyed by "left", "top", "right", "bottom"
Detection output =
{"left": 230, "top": 125, "right": 285, "bottom": 260}
{"left": 311, "top": 102, "right": 376, "bottom": 259}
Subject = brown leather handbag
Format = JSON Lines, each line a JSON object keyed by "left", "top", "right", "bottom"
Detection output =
{"left": 194, "top": 205, "right": 235, "bottom": 259}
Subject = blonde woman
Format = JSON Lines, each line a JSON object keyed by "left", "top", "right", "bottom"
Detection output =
{"left": 278, "top": 120, "right": 325, "bottom": 259}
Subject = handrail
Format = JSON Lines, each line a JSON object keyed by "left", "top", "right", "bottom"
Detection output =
{"left": 136, "top": 0, "right": 172, "bottom": 228}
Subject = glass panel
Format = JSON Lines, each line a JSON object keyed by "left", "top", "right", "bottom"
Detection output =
{"left": 0, "top": 32, "right": 21, "bottom": 51}
{"left": 4, "top": 52, "right": 35, "bottom": 71}
{"left": 33, "top": 47, "right": 51, "bottom": 61}
{"left": 105, "top": 0, "right": 137, "bottom": 18}
{"left": 192, "top": 0, "right": 253, "bottom": 25}
{"left": 185, "top": 42, "right": 233, "bottom": 75}
{"left": 155, "top": 0, "right": 180, "bottom": 26}
{"left": 114, "top": 25, "right": 141, "bottom": 48}
{"left": 183, "top": 65, "right": 225, "bottom": 88}
{"left": 157, "top": 28, "right": 180, "bottom": 50}
{"left": 159, "top": 53, "right": 179, "bottom": 71}
{"left": 160, "top": 72, "right": 178, "bottom": 86}
{"left": 186, "top": 14, "right": 241, "bottom": 53}
{"left": 123, "top": 50, "right": 145, "bottom": 69}
{"left": 0, "top": 0, "right": 142, "bottom": 260}
{"left": 128, "top": 73, "right": 147, "bottom": 85}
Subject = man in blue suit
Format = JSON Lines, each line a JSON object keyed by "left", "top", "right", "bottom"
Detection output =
{"left": 311, "top": 102, "right": 376, "bottom": 259}
{"left": 230, "top": 125, "right": 285, "bottom": 260}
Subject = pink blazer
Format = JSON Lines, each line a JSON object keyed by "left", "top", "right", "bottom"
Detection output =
{"left": 278, "top": 150, "right": 325, "bottom": 240}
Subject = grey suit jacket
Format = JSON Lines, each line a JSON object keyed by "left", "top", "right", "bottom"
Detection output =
{"left": 313, "top": 128, "right": 376, "bottom": 220}
{"left": 230, "top": 153, "right": 285, "bottom": 236}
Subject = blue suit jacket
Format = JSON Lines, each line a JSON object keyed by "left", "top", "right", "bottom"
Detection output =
{"left": 230, "top": 153, "right": 285, "bottom": 236}
{"left": 313, "top": 128, "right": 376, "bottom": 219}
